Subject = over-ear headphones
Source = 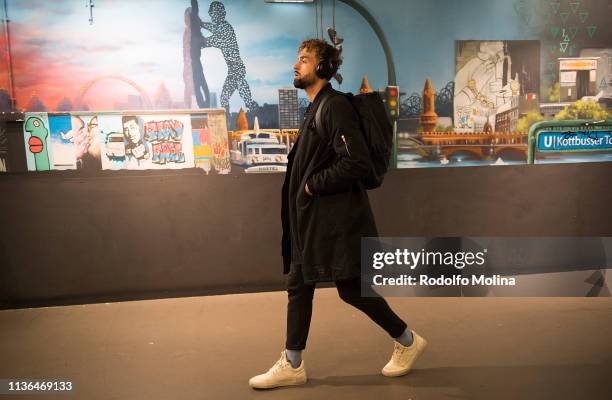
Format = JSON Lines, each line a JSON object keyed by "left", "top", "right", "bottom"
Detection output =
{"left": 315, "top": 45, "right": 337, "bottom": 80}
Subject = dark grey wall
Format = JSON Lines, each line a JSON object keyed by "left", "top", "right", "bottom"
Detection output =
{"left": 1, "top": 162, "right": 611, "bottom": 309}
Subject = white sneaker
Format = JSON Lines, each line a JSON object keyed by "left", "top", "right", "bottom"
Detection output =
{"left": 382, "top": 330, "right": 428, "bottom": 377}
{"left": 249, "top": 351, "right": 307, "bottom": 389}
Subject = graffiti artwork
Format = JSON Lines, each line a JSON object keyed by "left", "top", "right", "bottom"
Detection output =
{"left": 23, "top": 113, "right": 52, "bottom": 171}
{"left": 97, "top": 115, "right": 124, "bottom": 170}
{"left": 145, "top": 118, "right": 187, "bottom": 165}
{"left": 48, "top": 114, "right": 77, "bottom": 170}
{"left": 99, "top": 114, "right": 195, "bottom": 170}
{"left": 74, "top": 115, "right": 103, "bottom": 171}
{"left": 454, "top": 40, "right": 540, "bottom": 133}
{"left": 191, "top": 114, "right": 231, "bottom": 174}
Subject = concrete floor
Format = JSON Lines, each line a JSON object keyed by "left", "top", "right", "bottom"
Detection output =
{"left": 1, "top": 290, "right": 611, "bottom": 400}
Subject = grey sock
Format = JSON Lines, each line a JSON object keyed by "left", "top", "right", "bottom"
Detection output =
{"left": 396, "top": 328, "right": 414, "bottom": 347}
{"left": 285, "top": 349, "right": 302, "bottom": 368}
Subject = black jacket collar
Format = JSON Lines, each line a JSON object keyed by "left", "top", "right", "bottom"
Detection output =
{"left": 306, "top": 82, "right": 333, "bottom": 113}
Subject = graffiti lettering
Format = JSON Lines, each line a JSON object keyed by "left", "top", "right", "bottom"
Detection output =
{"left": 144, "top": 120, "right": 184, "bottom": 142}
{"left": 213, "top": 141, "right": 227, "bottom": 158}
{"left": 561, "top": 130, "right": 601, "bottom": 140}
{"left": 151, "top": 141, "right": 185, "bottom": 164}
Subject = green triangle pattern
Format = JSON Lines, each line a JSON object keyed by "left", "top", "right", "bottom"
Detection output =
{"left": 560, "top": 11, "right": 570, "bottom": 23}
{"left": 560, "top": 42, "right": 569, "bottom": 53}
{"left": 550, "top": 26, "right": 560, "bottom": 38}
{"left": 600, "top": 78, "right": 608, "bottom": 90}
{"left": 569, "top": 26, "right": 578, "bottom": 38}
{"left": 579, "top": 11, "right": 588, "bottom": 23}
{"left": 547, "top": 62, "right": 555, "bottom": 71}
{"left": 561, "top": 28, "right": 570, "bottom": 42}
{"left": 569, "top": 2, "right": 580, "bottom": 14}
{"left": 513, "top": 1, "right": 532, "bottom": 25}
{"left": 587, "top": 25, "right": 596, "bottom": 38}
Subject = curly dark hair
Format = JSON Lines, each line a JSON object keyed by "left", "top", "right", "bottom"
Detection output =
{"left": 298, "top": 38, "right": 342, "bottom": 79}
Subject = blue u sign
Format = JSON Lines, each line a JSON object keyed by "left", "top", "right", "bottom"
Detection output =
{"left": 537, "top": 131, "right": 612, "bottom": 151}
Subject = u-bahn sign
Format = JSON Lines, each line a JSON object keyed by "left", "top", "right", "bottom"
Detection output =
{"left": 537, "top": 131, "right": 612, "bottom": 151}
{"left": 528, "top": 120, "right": 612, "bottom": 163}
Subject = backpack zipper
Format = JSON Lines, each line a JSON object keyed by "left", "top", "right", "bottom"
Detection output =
{"left": 341, "top": 135, "right": 351, "bottom": 157}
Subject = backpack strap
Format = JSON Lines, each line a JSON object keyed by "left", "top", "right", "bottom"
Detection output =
{"left": 314, "top": 92, "right": 333, "bottom": 140}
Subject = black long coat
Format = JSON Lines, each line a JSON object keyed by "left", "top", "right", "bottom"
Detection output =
{"left": 281, "top": 84, "right": 378, "bottom": 283}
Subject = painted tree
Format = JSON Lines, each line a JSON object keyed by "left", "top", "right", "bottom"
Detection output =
{"left": 517, "top": 111, "right": 544, "bottom": 132}
{"left": 555, "top": 100, "right": 611, "bottom": 120}
{"left": 547, "top": 82, "right": 560, "bottom": 102}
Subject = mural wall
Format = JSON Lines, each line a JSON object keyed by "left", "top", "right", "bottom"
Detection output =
{"left": 19, "top": 111, "right": 235, "bottom": 173}
{"left": 0, "top": 0, "right": 610, "bottom": 172}
{"left": 12, "top": 110, "right": 301, "bottom": 174}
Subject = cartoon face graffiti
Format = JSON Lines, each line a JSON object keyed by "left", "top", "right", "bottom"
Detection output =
{"left": 24, "top": 116, "right": 51, "bottom": 171}
{"left": 26, "top": 118, "right": 46, "bottom": 153}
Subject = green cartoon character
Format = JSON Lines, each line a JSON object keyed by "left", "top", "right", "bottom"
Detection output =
{"left": 25, "top": 116, "right": 50, "bottom": 171}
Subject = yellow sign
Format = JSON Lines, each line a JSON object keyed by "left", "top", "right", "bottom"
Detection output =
{"left": 559, "top": 59, "right": 597, "bottom": 70}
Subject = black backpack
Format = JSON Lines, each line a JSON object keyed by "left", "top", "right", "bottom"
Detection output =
{"left": 315, "top": 91, "right": 393, "bottom": 190}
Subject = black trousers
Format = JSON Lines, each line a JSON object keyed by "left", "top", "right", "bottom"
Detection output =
{"left": 286, "top": 264, "right": 408, "bottom": 350}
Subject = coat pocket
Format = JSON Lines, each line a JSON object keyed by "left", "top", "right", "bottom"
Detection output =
{"left": 307, "top": 191, "right": 351, "bottom": 235}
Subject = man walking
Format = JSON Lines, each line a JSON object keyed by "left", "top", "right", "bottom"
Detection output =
{"left": 249, "top": 39, "right": 427, "bottom": 390}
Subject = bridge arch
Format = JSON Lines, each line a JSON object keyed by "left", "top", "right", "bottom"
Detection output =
{"left": 75, "top": 75, "right": 152, "bottom": 110}
{"left": 443, "top": 148, "right": 482, "bottom": 161}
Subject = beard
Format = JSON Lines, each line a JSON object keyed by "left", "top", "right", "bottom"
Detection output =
{"left": 293, "top": 72, "right": 316, "bottom": 89}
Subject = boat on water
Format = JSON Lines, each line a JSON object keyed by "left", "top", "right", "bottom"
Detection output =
{"left": 230, "top": 117, "right": 288, "bottom": 173}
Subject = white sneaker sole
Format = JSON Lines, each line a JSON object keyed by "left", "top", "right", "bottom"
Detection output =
{"left": 249, "top": 377, "right": 307, "bottom": 390}
{"left": 381, "top": 338, "right": 428, "bottom": 377}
